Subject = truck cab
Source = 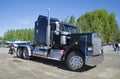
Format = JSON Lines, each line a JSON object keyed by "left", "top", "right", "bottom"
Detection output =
{"left": 16, "top": 15, "right": 104, "bottom": 71}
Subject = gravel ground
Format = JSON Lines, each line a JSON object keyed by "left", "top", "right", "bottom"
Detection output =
{"left": 0, "top": 46, "right": 120, "bottom": 79}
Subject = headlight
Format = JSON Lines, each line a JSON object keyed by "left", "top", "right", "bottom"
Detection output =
{"left": 88, "top": 47, "right": 93, "bottom": 51}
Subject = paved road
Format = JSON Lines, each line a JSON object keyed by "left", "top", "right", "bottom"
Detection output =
{"left": 0, "top": 46, "right": 120, "bottom": 79}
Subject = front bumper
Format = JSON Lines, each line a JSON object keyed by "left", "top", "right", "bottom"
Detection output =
{"left": 85, "top": 53, "right": 104, "bottom": 66}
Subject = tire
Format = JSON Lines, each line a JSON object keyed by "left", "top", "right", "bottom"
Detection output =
{"left": 66, "top": 51, "right": 84, "bottom": 71}
{"left": 23, "top": 48, "right": 30, "bottom": 60}
{"left": 16, "top": 48, "right": 23, "bottom": 58}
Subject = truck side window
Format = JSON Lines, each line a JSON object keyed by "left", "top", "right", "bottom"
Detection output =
{"left": 36, "top": 22, "right": 39, "bottom": 26}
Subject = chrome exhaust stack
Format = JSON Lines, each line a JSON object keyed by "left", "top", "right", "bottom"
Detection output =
{"left": 46, "top": 8, "right": 51, "bottom": 48}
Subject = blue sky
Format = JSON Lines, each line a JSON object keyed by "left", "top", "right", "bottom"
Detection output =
{"left": 0, "top": 0, "right": 120, "bottom": 37}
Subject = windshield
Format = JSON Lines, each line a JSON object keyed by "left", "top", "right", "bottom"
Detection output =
{"left": 60, "top": 24, "right": 77, "bottom": 34}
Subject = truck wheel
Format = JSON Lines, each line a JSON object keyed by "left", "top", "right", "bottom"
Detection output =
{"left": 16, "top": 48, "right": 23, "bottom": 58}
{"left": 23, "top": 48, "right": 30, "bottom": 60}
{"left": 66, "top": 51, "right": 84, "bottom": 71}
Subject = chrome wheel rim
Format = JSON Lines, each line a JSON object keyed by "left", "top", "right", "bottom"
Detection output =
{"left": 17, "top": 49, "right": 20, "bottom": 57}
{"left": 70, "top": 56, "right": 83, "bottom": 69}
{"left": 23, "top": 50, "right": 27, "bottom": 58}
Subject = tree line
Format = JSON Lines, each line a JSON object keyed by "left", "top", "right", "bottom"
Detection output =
{"left": 3, "top": 29, "right": 34, "bottom": 43}
{"left": 69, "top": 9, "right": 120, "bottom": 42}
{"left": 2, "top": 9, "right": 120, "bottom": 43}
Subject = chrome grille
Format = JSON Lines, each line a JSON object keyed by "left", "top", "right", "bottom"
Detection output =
{"left": 92, "top": 33, "right": 102, "bottom": 55}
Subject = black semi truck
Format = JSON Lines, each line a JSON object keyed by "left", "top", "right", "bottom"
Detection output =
{"left": 15, "top": 15, "right": 104, "bottom": 71}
